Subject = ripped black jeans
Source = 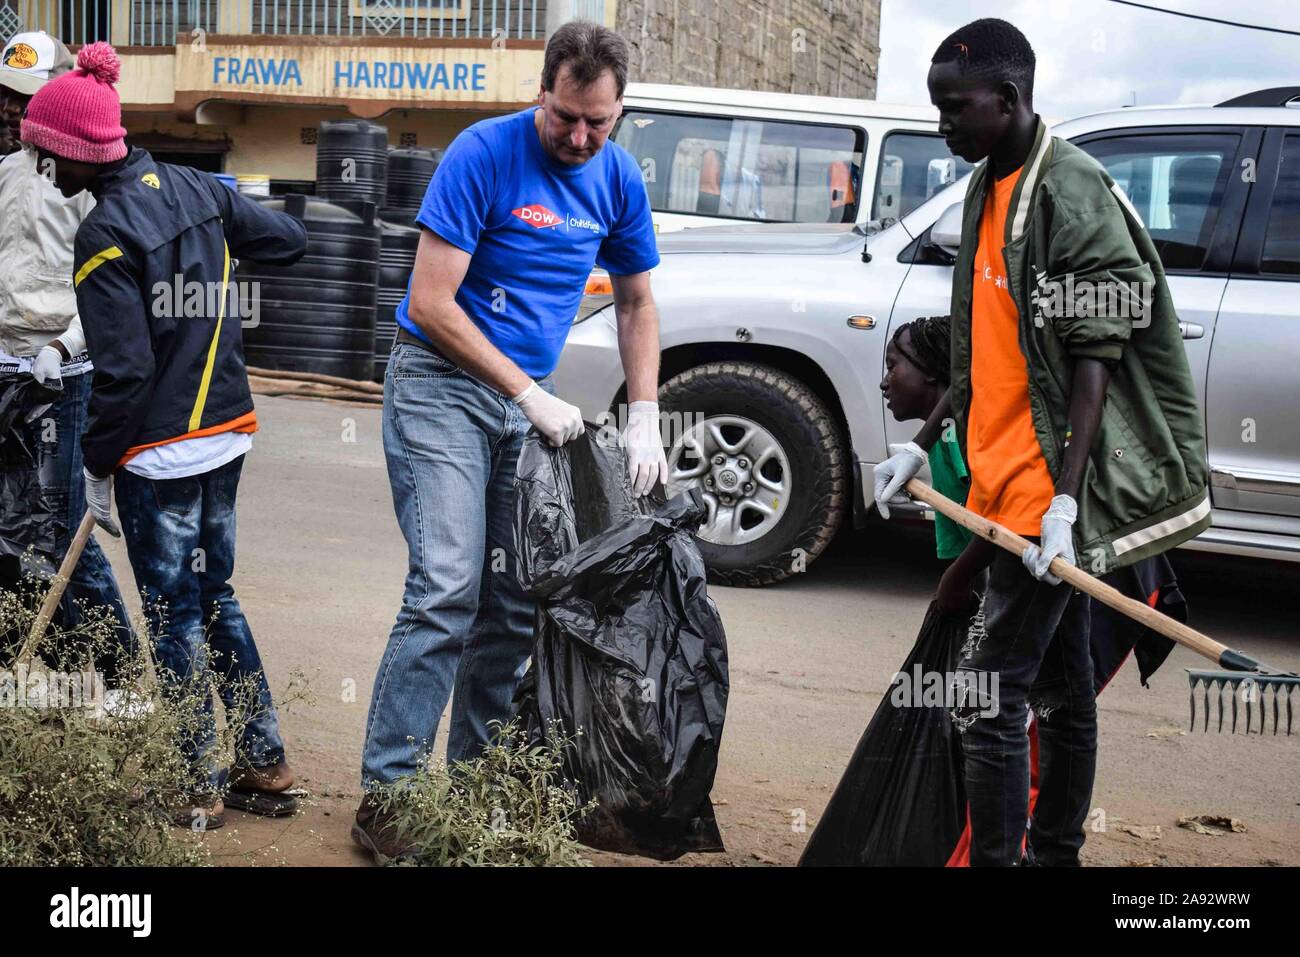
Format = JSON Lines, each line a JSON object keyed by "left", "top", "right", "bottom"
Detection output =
{"left": 953, "top": 547, "right": 1097, "bottom": 866}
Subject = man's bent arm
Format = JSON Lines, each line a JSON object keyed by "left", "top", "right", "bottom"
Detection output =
{"left": 1056, "top": 358, "right": 1110, "bottom": 500}
{"left": 406, "top": 229, "right": 533, "bottom": 398}
{"left": 611, "top": 270, "right": 659, "bottom": 404}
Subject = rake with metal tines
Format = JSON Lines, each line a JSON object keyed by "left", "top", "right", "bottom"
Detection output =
{"left": 902, "top": 480, "right": 1300, "bottom": 736}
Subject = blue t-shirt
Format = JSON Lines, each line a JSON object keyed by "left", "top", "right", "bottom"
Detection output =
{"left": 395, "top": 107, "right": 660, "bottom": 378}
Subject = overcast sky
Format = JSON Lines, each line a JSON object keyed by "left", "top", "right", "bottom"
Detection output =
{"left": 877, "top": 0, "right": 1300, "bottom": 120}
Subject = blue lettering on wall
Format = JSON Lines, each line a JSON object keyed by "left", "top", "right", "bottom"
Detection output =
{"left": 404, "top": 62, "right": 431, "bottom": 88}
{"left": 319, "top": 58, "right": 490, "bottom": 92}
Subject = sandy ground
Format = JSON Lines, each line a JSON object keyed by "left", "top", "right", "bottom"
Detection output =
{"left": 99, "top": 395, "right": 1300, "bottom": 867}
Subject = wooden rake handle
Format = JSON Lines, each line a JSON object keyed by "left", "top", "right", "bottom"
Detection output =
{"left": 12, "top": 509, "right": 97, "bottom": 668}
{"left": 904, "top": 479, "right": 1231, "bottom": 666}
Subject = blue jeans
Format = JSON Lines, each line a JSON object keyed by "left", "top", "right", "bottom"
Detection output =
{"left": 30, "top": 371, "right": 134, "bottom": 682}
{"left": 115, "top": 454, "right": 286, "bottom": 791}
{"left": 361, "top": 342, "right": 539, "bottom": 786}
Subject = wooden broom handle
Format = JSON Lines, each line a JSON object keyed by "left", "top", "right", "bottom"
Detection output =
{"left": 904, "top": 479, "right": 1230, "bottom": 665}
{"left": 13, "top": 509, "right": 97, "bottom": 667}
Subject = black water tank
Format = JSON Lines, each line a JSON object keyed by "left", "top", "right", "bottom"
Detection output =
{"left": 316, "top": 119, "right": 388, "bottom": 208}
{"left": 374, "top": 219, "right": 420, "bottom": 381}
{"left": 380, "top": 147, "right": 442, "bottom": 226}
{"left": 240, "top": 194, "right": 380, "bottom": 381}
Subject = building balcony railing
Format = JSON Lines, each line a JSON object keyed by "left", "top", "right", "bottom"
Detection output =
{"left": 0, "top": 0, "right": 550, "bottom": 48}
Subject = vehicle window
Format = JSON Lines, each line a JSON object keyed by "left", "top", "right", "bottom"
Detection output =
{"left": 872, "top": 132, "right": 972, "bottom": 225}
{"left": 613, "top": 110, "right": 865, "bottom": 224}
{"left": 1077, "top": 133, "right": 1240, "bottom": 271}
{"left": 1261, "top": 134, "right": 1300, "bottom": 275}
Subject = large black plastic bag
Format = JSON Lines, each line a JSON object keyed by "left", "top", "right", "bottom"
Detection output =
{"left": 512, "top": 426, "right": 729, "bottom": 860}
{"left": 799, "top": 600, "right": 967, "bottom": 866}
{"left": 0, "top": 375, "right": 62, "bottom": 575}
{"left": 800, "top": 558, "right": 1186, "bottom": 867}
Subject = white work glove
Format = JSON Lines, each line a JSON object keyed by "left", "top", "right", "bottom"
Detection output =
{"left": 32, "top": 345, "right": 64, "bottom": 385}
{"left": 623, "top": 400, "right": 668, "bottom": 496}
{"left": 83, "top": 468, "right": 121, "bottom": 538}
{"left": 513, "top": 381, "right": 585, "bottom": 447}
{"left": 1022, "top": 494, "right": 1078, "bottom": 585}
{"left": 873, "top": 441, "right": 927, "bottom": 519}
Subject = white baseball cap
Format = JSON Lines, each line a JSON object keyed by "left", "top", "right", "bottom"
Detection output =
{"left": 0, "top": 31, "right": 75, "bottom": 96}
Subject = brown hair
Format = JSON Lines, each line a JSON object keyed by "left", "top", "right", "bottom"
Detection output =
{"left": 541, "top": 20, "right": 629, "bottom": 98}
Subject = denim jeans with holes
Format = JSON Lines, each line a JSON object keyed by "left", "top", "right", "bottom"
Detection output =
{"left": 115, "top": 454, "right": 285, "bottom": 792}
{"left": 361, "top": 342, "right": 542, "bottom": 787}
{"left": 953, "top": 546, "right": 1097, "bottom": 866}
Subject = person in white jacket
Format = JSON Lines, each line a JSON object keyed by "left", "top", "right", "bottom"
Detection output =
{"left": 0, "top": 32, "right": 133, "bottom": 682}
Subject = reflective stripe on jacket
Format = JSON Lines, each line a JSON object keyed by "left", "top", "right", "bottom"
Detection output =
{"left": 948, "top": 117, "right": 1211, "bottom": 571}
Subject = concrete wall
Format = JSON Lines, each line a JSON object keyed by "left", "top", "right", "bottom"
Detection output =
{"left": 616, "top": 0, "right": 879, "bottom": 98}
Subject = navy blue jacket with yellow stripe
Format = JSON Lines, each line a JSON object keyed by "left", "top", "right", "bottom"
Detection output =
{"left": 73, "top": 148, "right": 307, "bottom": 478}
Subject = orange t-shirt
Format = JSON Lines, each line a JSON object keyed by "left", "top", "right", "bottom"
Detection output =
{"left": 965, "top": 167, "right": 1056, "bottom": 535}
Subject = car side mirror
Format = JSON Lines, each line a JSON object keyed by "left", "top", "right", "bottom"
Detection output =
{"left": 930, "top": 201, "right": 964, "bottom": 256}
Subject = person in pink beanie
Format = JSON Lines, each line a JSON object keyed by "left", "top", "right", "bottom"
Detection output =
{"left": 0, "top": 32, "right": 136, "bottom": 696}
{"left": 21, "top": 41, "right": 128, "bottom": 194}
{"left": 23, "top": 42, "right": 311, "bottom": 829}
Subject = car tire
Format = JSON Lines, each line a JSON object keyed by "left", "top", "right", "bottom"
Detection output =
{"left": 658, "top": 361, "right": 848, "bottom": 587}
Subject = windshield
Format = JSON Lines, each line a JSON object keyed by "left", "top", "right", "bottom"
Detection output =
{"left": 613, "top": 109, "right": 867, "bottom": 224}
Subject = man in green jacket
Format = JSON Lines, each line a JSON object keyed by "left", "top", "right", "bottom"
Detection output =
{"left": 875, "top": 18, "right": 1209, "bottom": 866}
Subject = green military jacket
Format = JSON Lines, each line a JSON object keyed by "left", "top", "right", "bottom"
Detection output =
{"left": 948, "top": 116, "right": 1210, "bottom": 571}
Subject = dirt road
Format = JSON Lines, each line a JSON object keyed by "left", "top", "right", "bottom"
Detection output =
{"left": 100, "top": 395, "right": 1300, "bottom": 867}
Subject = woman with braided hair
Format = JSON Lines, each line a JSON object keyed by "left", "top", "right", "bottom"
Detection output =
{"left": 880, "top": 314, "right": 986, "bottom": 613}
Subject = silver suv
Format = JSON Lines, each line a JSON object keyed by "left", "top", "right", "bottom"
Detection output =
{"left": 555, "top": 90, "right": 1300, "bottom": 585}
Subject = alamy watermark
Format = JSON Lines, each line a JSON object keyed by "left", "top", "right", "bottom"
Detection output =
{"left": 593, "top": 406, "right": 708, "bottom": 451}
{"left": 0, "top": 664, "right": 106, "bottom": 714}
{"left": 1031, "top": 270, "right": 1153, "bottom": 329}
{"left": 151, "top": 274, "right": 263, "bottom": 329}
{"left": 890, "top": 664, "right": 999, "bottom": 719}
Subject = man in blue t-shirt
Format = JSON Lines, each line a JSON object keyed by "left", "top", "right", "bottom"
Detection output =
{"left": 356, "top": 21, "right": 665, "bottom": 863}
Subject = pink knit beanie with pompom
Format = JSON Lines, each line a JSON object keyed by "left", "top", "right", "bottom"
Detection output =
{"left": 21, "top": 41, "right": 127, "bottom": 163}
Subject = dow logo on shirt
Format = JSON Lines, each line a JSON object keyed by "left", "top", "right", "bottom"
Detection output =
{"left": 511, "top": 203, "right": 603, "bottom": 236}
{"left": 511, "top": 204, "right": 562, "bottom": 229}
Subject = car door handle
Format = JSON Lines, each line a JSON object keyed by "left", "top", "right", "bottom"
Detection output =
{"left": 1179, "top": 321, "right": 1204, "bottom": 339}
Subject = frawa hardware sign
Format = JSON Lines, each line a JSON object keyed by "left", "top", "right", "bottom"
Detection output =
{"left": 174, "top": 39, "right": 543, "bottom": 110}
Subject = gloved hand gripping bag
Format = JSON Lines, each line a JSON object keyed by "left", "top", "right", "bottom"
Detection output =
{"left": 512, "top": 426, "right": 729, "bottom": 860}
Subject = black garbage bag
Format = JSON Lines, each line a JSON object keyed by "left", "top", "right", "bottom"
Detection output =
{"left": 1094, "top": 554, "right": 1184, "bottom": 690}
{"left": 0, "top": 375, "right": 63, "bottom": 575}
{"left": 0, "top": 375, "right": 64, "bottom": 661}
{"left": 801, "top": 556, "right": 1188, "bottom": 867}
{"left": 512, "top": 426, "right": 729, "bottom": 860}
{"left": 799, "top": 600, "right": 967, "bottom": 866}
